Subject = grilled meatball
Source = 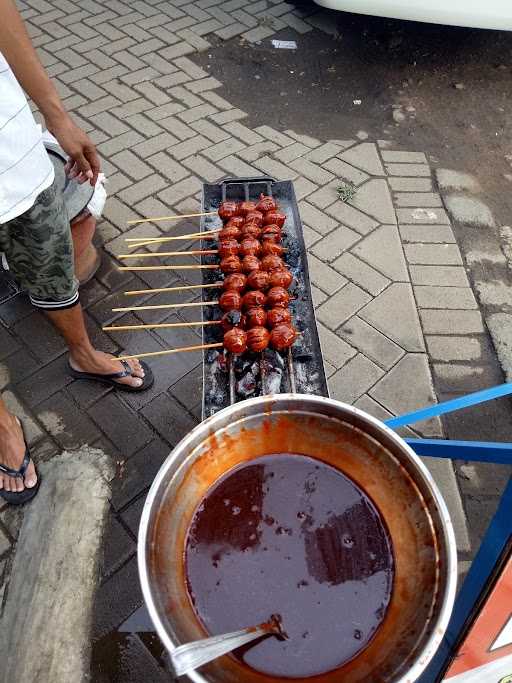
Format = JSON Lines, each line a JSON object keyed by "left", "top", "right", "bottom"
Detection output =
{"left": 220, "top": 255, "right": 242, "bottom": 274}
{"left": 239, "top": 238, "right": 262, "bottom": 257}
{"left": 269, "top": 269, "right": 293, "bottom": 289}
{"left": 225, "top": 216, "right": 245, "bottom": 229}
{"left": 218, "top": 201, "right": 239, "bottom": 221}
{"left": 266, "top": 286, "right": 290, "bottom": 308}
{"left": 270, "top": 324, "right": 297, "bottom": 351}
{"left": 245, "top": 306, "right": 267, "bottom": 328}
{"left": 244, "top": 210, "right": 264, "bottom": 227}
{"left": 218, "top": 226, "right": 242, "bottom": 241}
{"left": 247, "top": 326, "right": 270, "bottom": 353}
{"left": 241, "top": 255, "right": 260, "bottom": 274}
{"left": 267, "top": 307, "right": 292, "bottom": 327}
{"left": 221, "top": 310, "right": 246, "bottom": 332}
{"left": 261, "top": 242, "right": 285, "bottom": 256}
{"left": 217, "top": 239, "right": 240, "bottom": 258}
{"left": 239, "top": 200, "right": 257, "bottom": 216}
{"left": 242, "top": 290, "right": 267, "bottom": 310}
{"left": 223, "top": 273, "right": 247, "bottom": 292}
{"left": 256, "top": 194, "right": 277, "bottom": 213}
{"left": 263, "top": 211, "right": 286, "bottom": 228}
{"left": 261, "top": 255, "right": 285, "bottom": 272}
{"left": 246, "top": 270, "right": 270, "bottom": 290}
{"left": 240, "top": 224, "right": 262, "bottom": 239}
{"left": 219, "top": 290, "right": 242, "bottom": 312}
{"left": 261, "top": 225, "right": 282, "bottom": 242}
{"left": 224, "top": 328, "right": 247, "bottom": 354}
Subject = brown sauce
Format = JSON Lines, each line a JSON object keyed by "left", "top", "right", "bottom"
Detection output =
{"left": 185, "top": 454, "right": 394, "bottom": 678}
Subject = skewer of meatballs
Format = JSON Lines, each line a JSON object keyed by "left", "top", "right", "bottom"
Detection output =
{"left": 212, "top": 194, "right": 298, "bottom": 355}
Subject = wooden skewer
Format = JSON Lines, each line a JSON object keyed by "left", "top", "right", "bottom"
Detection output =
{"left": 128, "top": 233, "right": 220, "bottom": 249}
{"left": 124, "top": 283, "right": 222, "bottom": 296}
{"left": 112, "top": 300, "right": 218, "bottom": 312}
{"left": 118, "top": 342, "right": 223, "bottom": 361}
{"left": 126, "top": 229, "right": 220, "bottom": 242}
{"left": 127, "top": 211, "right": 218, "bottom": 226}
{"left": 103, "top": 320, "right": 222, "bottom": 332}
{"left": 118, "top": 265, "right": 219, "bottom": 271}
{"left": 118, "top": 249, "right": 218, "bottom": 259}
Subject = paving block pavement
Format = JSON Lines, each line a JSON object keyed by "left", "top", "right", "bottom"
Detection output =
{"left": 1, "top": 0, "right": 509, "bottom": 678}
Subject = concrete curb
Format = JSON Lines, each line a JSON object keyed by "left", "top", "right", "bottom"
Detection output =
{"left": 0, "top": 447, "right": 114, "bottom": 683}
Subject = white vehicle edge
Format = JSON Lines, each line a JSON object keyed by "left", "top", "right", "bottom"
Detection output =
{"left": 313, "top": 0, "right": 512, "bottom": 31}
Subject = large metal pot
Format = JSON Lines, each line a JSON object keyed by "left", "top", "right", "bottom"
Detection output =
{"left": 138, "top": 395, "right": 457, "bottom": 682}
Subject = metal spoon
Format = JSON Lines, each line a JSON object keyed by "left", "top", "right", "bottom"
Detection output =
{"left": 170, "top": 614, "right": 286, "bottom": 677}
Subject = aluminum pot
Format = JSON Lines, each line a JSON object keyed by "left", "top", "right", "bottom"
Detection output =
{"left": 138, "top": 394, "right": 457, "bottom": 683}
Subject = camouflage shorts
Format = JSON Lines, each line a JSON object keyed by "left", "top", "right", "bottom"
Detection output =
{"left": 0, "top": 181, "right": 79, "bottom": 310}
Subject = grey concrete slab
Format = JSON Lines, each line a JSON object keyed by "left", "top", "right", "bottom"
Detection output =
{"left": 349, "top": 178, "right": 396, "bottom": 224}
{"left": 340, "top": 142, "right": 385, "bottom": 175}
{"left": 436, "top": 169, "right": 481, "bottom": 194}
{"left": 352, "top": 224, "right": 409, "bottom": 281}
{"left": 0, "top": 447, "right": 114, "bottom": 683}
{"left": 486, "top": 313, "right": 512, "bottom": 381}
{"left": 444, "top": 194, "right": 495, "bottom": 228}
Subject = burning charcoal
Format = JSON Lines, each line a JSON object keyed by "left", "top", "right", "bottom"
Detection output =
{"left": 262, "top": 366, "right": 283, "bottom": 394}
{"left": 288, "top": 279, "right": 300, "bottom": 297}
{"left": 261, "top": 348, "right": 285, "bottom": 371}
{"left": 236, "top": 362, "right": 260, "bottom": 397}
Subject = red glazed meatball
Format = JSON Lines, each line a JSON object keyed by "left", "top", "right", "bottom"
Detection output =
{"left": 239, "top": 200, "right": 257, "bottom": 216}
{"left": 256, "top": 194, "right": 277, "bottom": 213}
{"left": 220, "top": 255, "right": 242, "bottom": 274}
{"left": 246, "top": 270, "right": 270, "bottom": 290}
{"left": 240, "top": 224, "right": 262, "bottom": 239}
{"left": 245, "top": 306, "right": 267, "bottom": 328}
{"left": 221, "top": 310, "right": 246, "bottom": 332}
{"left": 242, "top": 290, "right": 267, "bottom": 310}
{"left": 224, "top": 328, "right": 247, "bottom": 354}
{"left": 267, "top": 307, "right": 292, "bottom": 327}
{"left": 239, "top": 238, "right": 262, "bottom": 257}
{"left": 270, "top": 324, "right": 297, "bottom": 351}
{"left": 267, "top": 286, "right": 290, "bottom": 308}
{"left": 241, "top": 255, "right": 260, "bottom": 274}
{"left": 263, "top": 211, "right": 286, "bottom": 228}
{"left": 261, "top": 242, "right": 285, "bottom": 256}
{"left": 261, "top": 255, "right": 285, "bottom": 272}
{"left": 219, "top": 290, "right": 242, "bottom": 312}
{"left": 261, "top": 225, "right": 282, "bottom": 242}
{"left": 217, "top": 239, "right": 240, "bottom": 258}
{"left": 244, "top": 210, "right": 264, "bottom": 227}
{"left": 225, "top": 216, "right": 245, "bottom": 229}
{"left": 218, "top": 201, "right": 240, "bottom": 221}
{"left": 269, "top": 269, "right": 293, "bottom": 289}
{"left": 218, "top": 226, "right": 242, "bottom": 242}
{"left": 223, "top": 273, "right": 247, "bottom": 292}
{"left": 247, "top": 326, "right": 270, "bottom": 352}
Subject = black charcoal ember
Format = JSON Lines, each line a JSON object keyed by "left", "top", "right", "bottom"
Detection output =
{"left": 224, "top": 310, "right": 243, "bottom": 327}
{"left": 288, "top": 279, "right": 300, "bottom": 296}
{"left": 263, "top": 367, "right": 283, "bottom": 394}
{"left": 261, "top": 348, "right": 285, "bottom": 371}
{"left": 236, "top": 362, "right": 259, "bottom": 397}
{"left": 233, "top": 356, "right": 253, "bottom": 374}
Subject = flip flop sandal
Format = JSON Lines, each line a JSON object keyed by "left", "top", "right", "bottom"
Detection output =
{"left": 68, "top": 359, "right": 154, "bottom": 393}
{"left": 0, "top": 423, "right": 40, "bottom": 506}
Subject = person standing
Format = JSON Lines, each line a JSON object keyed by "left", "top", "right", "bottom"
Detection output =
{"left": 0, "top": 0, "right": 153, "bottom": 504}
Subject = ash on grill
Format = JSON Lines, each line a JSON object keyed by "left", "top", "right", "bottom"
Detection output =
{"left": 201, "top": 177, "right": 328, "bottom": 418}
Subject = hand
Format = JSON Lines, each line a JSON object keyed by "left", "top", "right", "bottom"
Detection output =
{"left": 45, "top": 113, "right": 100, "bottom": 186}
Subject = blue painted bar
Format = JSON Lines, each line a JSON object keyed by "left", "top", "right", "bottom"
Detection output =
{"left": 385, "top": 382, "right": 512, "bottom": 429}
{"left": 406, "top": 439, "right": 512, "bottom": 465}
{"left": 419, "top": 475, "right": 512, "bottom": 682}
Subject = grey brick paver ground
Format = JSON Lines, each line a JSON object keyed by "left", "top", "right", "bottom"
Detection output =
{"left": 0, "top": 2, "right": 502, "bottom": 677}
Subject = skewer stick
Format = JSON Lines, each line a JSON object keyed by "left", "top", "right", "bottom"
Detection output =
{"left": 124, "top": 282, "right": 222, "bottom": 296}
{"left": 118, "top": 249, "right": 218, "bottom": 259}
{"left": 126, "top": 229, "right": 220, "bottom": 243}
{"left": 118, "top": 265, "right": 219, "bottom": 271}
{"left": 118, "top": 342, "right": 223, "bottom": 361}
{"left": 103, "top": 320, "right": 222, "bottom": 332}
{"left": 112, "top": 300, "right": 218, "bottom": 313}
{"left": 128, "top": 233, "right": 220, "bottom": 249}
{"left": 127, "top": 211, "right": 217, "bottom": 226}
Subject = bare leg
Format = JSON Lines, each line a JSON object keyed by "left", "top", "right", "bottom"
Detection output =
{"left": 45, "top": 303, "right": 145, "bottom": 389}
{"left": 0, "top": 397, "right": 37, "bottom": 493}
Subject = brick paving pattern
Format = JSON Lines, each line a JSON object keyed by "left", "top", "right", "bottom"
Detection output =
{"left": 0, "top": 0, "right": 506, "bottom": 678}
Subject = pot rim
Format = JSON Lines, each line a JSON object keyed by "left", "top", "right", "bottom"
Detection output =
{"left": 138, "top": 394, "right": 457, "bottom": 683}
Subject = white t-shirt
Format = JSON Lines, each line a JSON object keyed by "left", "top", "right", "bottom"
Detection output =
{"left": 0, "top": 50, "right": 54, "bottom": 224}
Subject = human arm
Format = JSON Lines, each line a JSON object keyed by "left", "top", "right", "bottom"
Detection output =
{"left": 0, "top": 0, "right": 100, "bottom": 185}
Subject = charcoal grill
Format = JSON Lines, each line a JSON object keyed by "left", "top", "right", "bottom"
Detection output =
{"left": 200, "top": 176, "right": 328, "bottom": 418}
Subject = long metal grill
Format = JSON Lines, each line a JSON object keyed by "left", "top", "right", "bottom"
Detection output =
{"left": 200, "top": 176, "right": 328, "bottom": 418}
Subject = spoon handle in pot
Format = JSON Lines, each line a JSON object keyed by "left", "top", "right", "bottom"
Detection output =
{"left": 170, "top": 624, "right": 270, "bottom": 677}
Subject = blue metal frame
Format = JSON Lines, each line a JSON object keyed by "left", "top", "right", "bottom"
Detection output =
{"left": 383, "top": 382, "right": 512, "bottom": 682}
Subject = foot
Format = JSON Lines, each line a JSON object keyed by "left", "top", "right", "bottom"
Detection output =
{"left": 0, "top": 414, "right": 37, "bottom": 494}
{"left": 69, "top": 349, "right": 145, "bottom": 389}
